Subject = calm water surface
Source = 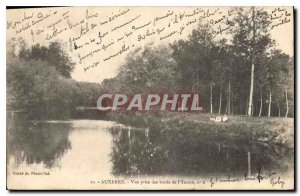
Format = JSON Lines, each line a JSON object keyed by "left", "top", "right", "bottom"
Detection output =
{"left": 7, "top": 120, "right": 293, "bottom": 179}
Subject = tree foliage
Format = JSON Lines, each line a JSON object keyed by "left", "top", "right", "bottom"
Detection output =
{"left": 7, "top": 40, "right": 101, "bottom": 119}
{"left": 19, "top": 42, "right": 75, "bottom": 78}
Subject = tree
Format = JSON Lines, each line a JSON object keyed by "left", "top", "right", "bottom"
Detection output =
{"left": 7, "top": 37, "right": 27, "bottom": 59}
{"left": 172, "top": 26, "right": 215, "bottom": 113}
{"left": 285, "top": 57, "right": 294, "bottom": 117}
{"left": 7, "top": 39, "right": 101, "bottom": 120}
{"left": 113, "top": 44, "right": 181, "bottom": 94}
{"left": 212, "top": 39, "right": 234, "bottom": 115}
{"left": 255, "top": 54, "right": 269, "bottom": 117}
{"left": 19, "top": 42, "right": 75, "bottom": 78}
{"left": 263, "top": 49, "right": 290, "bottom": 117}
{"left": 232, "top": 7, "right": 272, "bottom": 116}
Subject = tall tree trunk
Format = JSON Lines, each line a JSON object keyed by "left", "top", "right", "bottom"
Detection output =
{"left": 285, "top": 89, "right": 289, "bottom": 118}
{"left": 259, "top": 92, "right": 262, "bottom": 117}
{"left": 218, "top": 82, "right": 223, "bottom": 115}
{"left": 277, "top": 103, "right": 281, "bottom": 117}
{"left": 247, "top": 59, "right": 255, "bottom": 117}
{"left": 210, "top": 82, "right": 213, "bottom": 114}
{"left": 246, "top": 99, "right": 248, "bottom": 116}
{"left": 228, "top": 80, "right": 231, "bottom": 114}
{"left": 247, "top": 7, "right": 256, "bottom": 117}
{"left": 268, "top": 91, "right": 272, "bottom": 117}
{"left": 196, "top": 65, "right": 199, "bottom": 90}
{"left": 231, "top": 92, "right": 234, "bottom": 115}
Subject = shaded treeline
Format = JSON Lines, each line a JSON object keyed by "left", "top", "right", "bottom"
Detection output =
{"left": 7, "top": 38, "right": 101, "bottom": 120}
{"left": 101, "top": 7, "right": 294, "bottom": 117}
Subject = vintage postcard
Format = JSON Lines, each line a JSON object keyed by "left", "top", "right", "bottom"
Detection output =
{"left": 6, "top": 6, "right": 294, "bottom": 190}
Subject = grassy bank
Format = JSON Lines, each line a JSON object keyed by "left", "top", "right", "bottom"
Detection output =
{"left": 108, "top": 111, "right": 294, "bottom": 149}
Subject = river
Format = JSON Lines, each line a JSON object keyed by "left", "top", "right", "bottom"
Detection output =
{"left": 7, "top": 119, "right": 294, "bottom": 189}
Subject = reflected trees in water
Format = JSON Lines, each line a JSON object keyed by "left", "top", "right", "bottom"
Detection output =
{"left": 7, "top": 122, "right": 72, "bottom": 168}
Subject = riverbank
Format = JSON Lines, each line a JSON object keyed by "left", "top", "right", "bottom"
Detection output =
{"left": 108, "top": 111, "right": 294, "bottom": 149}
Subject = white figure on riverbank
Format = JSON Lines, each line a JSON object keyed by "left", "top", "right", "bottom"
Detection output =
{"left": 222, "top": 115, "right": 228, "bottom": 122}
{"left": 210, "top": 115, "right": 228, "bottom": 122}
{"left": 215, "top": 116, "right": 222, "bottom": 122}
{"left": 209, "top": 117, "right": 215, "bottom": 121}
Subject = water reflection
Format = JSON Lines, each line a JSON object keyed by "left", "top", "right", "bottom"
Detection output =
{"left": 110, "top": 127, "right": 169, "bottom": 175}
{"left": 109, "top": 125, "right": 293, "bottom": 177}
{"left": 7, "top": 120, "right": 293, "bottom": 178}
{"left": 7, "top": 122, "right": 71, "bottom": 168}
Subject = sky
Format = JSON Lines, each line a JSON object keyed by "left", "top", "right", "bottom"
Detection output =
{"left": 6, "top": 6, "right": 294, "bottom": 83}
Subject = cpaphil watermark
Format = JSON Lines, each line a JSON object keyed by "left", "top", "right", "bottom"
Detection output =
{"left": 97, "top": 93, "right": 203, "bottom": 112}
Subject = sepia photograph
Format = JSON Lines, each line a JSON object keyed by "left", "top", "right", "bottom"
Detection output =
{"left": 6, "top": 5, "right": 294, "bottom": 190}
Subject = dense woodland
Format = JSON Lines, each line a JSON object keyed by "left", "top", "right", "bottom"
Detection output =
{"left": 7, "top": 39, "right": 101, "bottom": 119}
{"left": 102, "top": 7, "right": 294, "bottom": 117}
{"left": 7, "top": 7, "right": 294, "bottom": 119}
